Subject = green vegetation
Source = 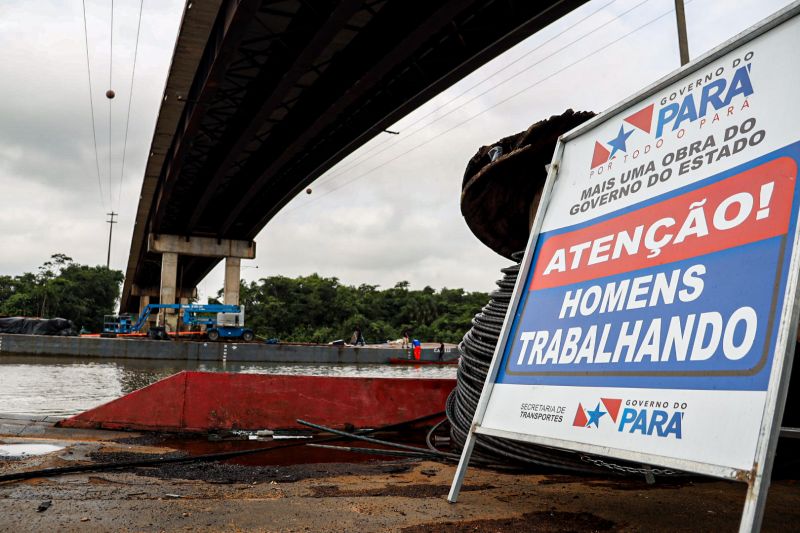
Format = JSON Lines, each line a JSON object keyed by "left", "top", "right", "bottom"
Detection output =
{"left": 0, "top": 255, "right": 486, "bottom": 342}
{"left": 0, "top": 254, "right": 124, "bottom": 332}
{"left": 214, "top": 274, "right": 489, "bottom": 344}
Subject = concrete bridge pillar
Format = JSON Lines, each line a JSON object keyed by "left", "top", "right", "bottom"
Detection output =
{"left": 147, "top": 233, "right": 256, "bottom": 321}
{"left": 132, "top": 284, "right": 196, "bottom": 331}
{"left": 138, "top": 295, "right": 150, "bottom": 332}
{"left": 160, "top": 252, "right": 179, "bottom": 331}
{"left": 224, "top": 257, "right": 241, "bottom": 305}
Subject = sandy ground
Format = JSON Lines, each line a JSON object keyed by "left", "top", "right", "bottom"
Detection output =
{"left": 1, "top": 419, "right": 798, "bottom": 532}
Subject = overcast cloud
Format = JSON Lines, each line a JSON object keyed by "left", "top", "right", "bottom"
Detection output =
{"left": 0, "top": 0, "right": 792, "bottom": 303}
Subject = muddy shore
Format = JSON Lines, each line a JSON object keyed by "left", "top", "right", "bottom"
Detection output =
{"left": 1, "top": 418, "right": 798, "bottom": 532}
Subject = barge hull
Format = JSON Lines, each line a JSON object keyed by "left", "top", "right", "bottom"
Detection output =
{"left": 57, "top": 371, "right": 455, "bottom": 432}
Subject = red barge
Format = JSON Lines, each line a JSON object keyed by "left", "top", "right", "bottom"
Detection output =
{"left": 58, "top": 371, "right": 455, "bottom": 433}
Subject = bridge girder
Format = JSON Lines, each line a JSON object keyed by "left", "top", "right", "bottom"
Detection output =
{"left": 121, "top": 0, "right": 588, "bottom": 312}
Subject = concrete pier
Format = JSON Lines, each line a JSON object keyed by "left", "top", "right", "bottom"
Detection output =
{"left": 159, "top": 251, "right": 179, "bottom": 329}
{"left": 147, "top": 233, "right": 255, "bottom": 310}
{"left": 223, "top": 257, "right": 241, "bottom": 305}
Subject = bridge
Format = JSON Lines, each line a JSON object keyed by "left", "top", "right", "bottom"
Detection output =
{"left": 120, "top": 0, "right": 587, "bottom": 315}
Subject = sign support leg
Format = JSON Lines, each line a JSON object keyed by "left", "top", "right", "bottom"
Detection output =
{"left": 739, "top": 473, "right": 770, "bottom": 533}
{"left": 448, "top": 429, "right": 477, "bottom": 503}
{"left": 737, "top": 336, "right": 796, "bottom": 531}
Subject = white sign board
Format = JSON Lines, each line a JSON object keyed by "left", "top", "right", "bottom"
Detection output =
{"left": 450, "top": 4, "right": 800, "bottom": 531}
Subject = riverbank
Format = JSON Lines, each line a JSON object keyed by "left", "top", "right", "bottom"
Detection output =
{"left": 0, "top": 333, "right": 457, "bottom": 363}
{"left": 1, "top": 418, "right": 798, "bottom": 531}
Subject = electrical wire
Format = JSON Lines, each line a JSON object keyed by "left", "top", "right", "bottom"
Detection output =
{"left": 108, "top": 0, "right": 115, "bottom": 206}
{"left": 117, "top": 0, "right": 145, "bottom": 210}
{"left": 313, "top": 0, "right": 654, "bottom": 192}
{"left": 311, "top": 0, "right": 626, "bottom": 188}
{"left": 285, "top": 0, "right": 684, "bottom": 216}
{"left": 81, "top": 0, "right": 105, "bottom": 207}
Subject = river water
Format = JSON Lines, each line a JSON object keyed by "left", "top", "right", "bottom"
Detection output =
{"left": 0, "top": 355, "right": 457, "bottom": 417}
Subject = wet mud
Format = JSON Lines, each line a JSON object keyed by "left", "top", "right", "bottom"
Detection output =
{"left": 401, "top": 510, "right": 617, "bottom": 532}
{"left": 133, "top": 459, "right": 413, "bottom": 484}
{"left": 2, "top": 424, "right": 799, "bottom": 532}
{"left": 536, "top": 474, "right": 694, "bottom": 491}
{"left": 90, "top": 448, "right": 414, "bottom": 484}
{"left": 309, "top": 482, "right": 494, "bottom": 498}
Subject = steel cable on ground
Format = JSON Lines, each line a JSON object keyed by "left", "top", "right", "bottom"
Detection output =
{"left": 425, "top": 417, "right": 450, "bottom": 452}
{"left": 81, "top": 0, "right": 106, "bottom": 207}
{"left": 310, "top": 0, "right": 626, "bottom": 188}
{"left": 0, "top": 412, "right": 446, "bottom": 483}
{"left": 117, "top": 0, "right": 145, "bottom": 211}
{"left": 297, "top": 419, "right": 461, "bottom": 461}
{"left": 282, "top": 0, "right": 685, "bottom": 217}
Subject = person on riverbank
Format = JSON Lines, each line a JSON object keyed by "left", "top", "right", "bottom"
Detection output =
{"left": 352, "top": 325, "right": 365, "bottom": 346}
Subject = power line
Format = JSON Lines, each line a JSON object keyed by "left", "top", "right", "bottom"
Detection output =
{"left": 117, "top": 0, "right": 145, "bottom": 211}
{"left": 284, "top": 1, "right": 686, "bottom": 217}
{"left": 108, "top": 0, "right": 115, "bottom": 206}
{"left": 109, "top": 0, "right": 114, "bottom": 90}
{"left": 314, "top": 0, "right": 625, "bottom": 188}
{"left": 81, "top": 0, "right": 105, "bottom": 207}
{"left": 313, "top": 0, "right": 652, "bottom": 192}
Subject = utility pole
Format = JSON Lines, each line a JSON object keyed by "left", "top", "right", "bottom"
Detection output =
{"left": 674, "top": 0, "right": 690, "bottom": 66}
{"left": 106, "top": 212, "right": 117, "bottom": 269}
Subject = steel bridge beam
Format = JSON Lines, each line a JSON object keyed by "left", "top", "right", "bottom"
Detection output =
{"left": 187, "top": 0, "right": 366, "bottom": 229}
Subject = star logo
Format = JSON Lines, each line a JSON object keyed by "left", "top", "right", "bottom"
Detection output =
{"left": 588, "top": 104, "right": 654, "bottom": 169}
{"left": 585, "top": 402, "right": 607, "bottom": 428}
{"left": 573, "top": 398, "right": 622, "bottom": 429}
{"left": 607, "top": 125, "right": 633, "bottom": 159}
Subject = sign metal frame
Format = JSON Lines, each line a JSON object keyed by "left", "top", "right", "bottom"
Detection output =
{"left": 448, "top": 3, "right": 800, "bottom": 531}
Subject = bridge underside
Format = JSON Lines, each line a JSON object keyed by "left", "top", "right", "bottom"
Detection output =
{"left": 121, "top": 0, "right": 587, "bottom": 311}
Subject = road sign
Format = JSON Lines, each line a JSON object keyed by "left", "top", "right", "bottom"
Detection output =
{"left": 449, "top": 4, "right": 800, "bottom": 531}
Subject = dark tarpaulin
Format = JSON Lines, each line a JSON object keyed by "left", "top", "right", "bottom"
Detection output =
{"left": 0, "top": 317, "right": 76, "bottom": 336}
{"left": 460, "top": 109, "right": 595, "bottom": 259}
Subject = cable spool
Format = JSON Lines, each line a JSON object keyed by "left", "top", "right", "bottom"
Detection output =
{"left": 445, "top": 110, "right": 669, "bottom": 475}
{"left": 445, "top": 252, "right": 678, "bottom": 476}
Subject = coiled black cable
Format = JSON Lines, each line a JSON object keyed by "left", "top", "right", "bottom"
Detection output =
{"left": 445, "top": 252, "right": 667, "bottom": 476}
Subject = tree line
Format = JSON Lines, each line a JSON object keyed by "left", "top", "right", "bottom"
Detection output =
{"left": 0, "top": 255, "right": 488, "bottom": 343}
{"left": 0, "top": 254, "right": 124, "bottom": 332}
{"left": 216, "top": 274, "right": 488, "bottom": 344}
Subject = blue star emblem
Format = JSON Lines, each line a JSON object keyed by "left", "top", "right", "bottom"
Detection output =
{"left": 607, "top": 125, "right": 633, "bottom": 158}
{"left": 585, "top": 402, "right": 607, "bottom": 428}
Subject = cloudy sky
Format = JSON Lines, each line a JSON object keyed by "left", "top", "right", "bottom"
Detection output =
{"left": 0, "top": 0, "right": 793, "bottom": 302}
